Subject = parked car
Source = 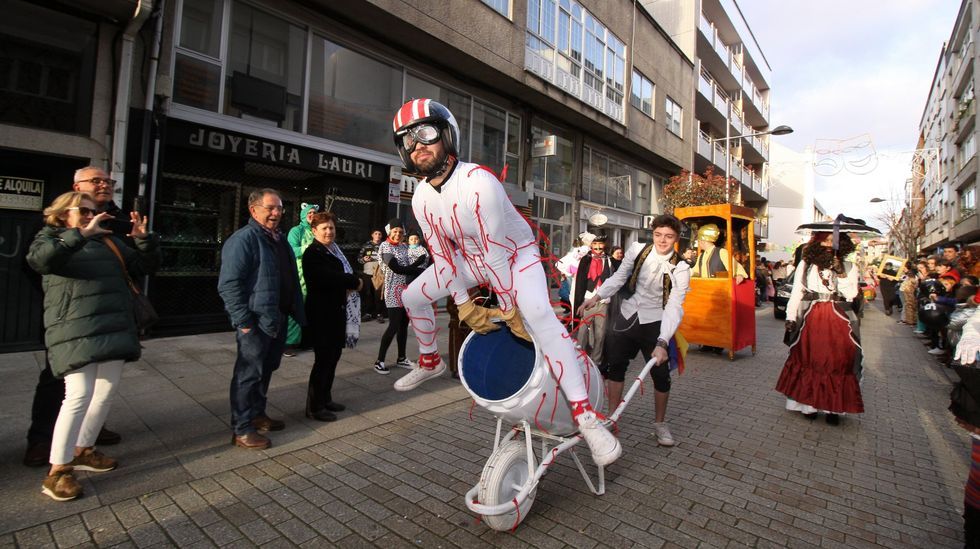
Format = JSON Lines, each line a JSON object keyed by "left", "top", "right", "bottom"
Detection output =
{"left": 773, "top": 279, "right": 792, "bottom": 319}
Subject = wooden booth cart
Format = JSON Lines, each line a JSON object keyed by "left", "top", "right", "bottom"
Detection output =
{"left": 674, "top": 204, "right": 757, "bottom": 360}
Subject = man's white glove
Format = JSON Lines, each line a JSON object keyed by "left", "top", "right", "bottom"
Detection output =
{"left": 955, "top": 335, "right": 980, "bottom": 365}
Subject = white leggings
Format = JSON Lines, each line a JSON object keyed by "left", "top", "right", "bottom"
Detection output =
{"left": 403, "top": 249, "right": 588, "bottom": 402}
{"left": 50, "top": 360, "right": 125, "bottom": 465}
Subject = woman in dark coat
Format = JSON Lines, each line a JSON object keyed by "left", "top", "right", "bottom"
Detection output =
{"left": 302, "top": 212, "right": 362, "bottom": 421}
{"left": 28, "top": 191, "right": 159, "bottom": 501}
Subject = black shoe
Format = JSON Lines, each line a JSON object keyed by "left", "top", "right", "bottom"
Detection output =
{"left": 377, "top": 317, "right": 386, "bottom": 324}
{"left": 23, "top": 441, "right": 50, "bottom": 467}
{"left": 96, "top": 427, "right": 122, "bottom": 446}
{"left": 825, "top": 414, "right": 840, "bottom": 426}
{"left": 802, "top": 412, "right": 818, "bottom": 421}
{"left": 283, "top": 350, "right": 296, "bottom": 358}
{"left": 306, "top": 409, "right": 337, "bottom": 422}
{"left": 323, "top": 402, "right": 345, "bottom": 412}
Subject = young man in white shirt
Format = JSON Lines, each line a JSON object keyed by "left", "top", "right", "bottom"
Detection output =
{"left": 579, "top": 215, "right": 691, "bottom": 446}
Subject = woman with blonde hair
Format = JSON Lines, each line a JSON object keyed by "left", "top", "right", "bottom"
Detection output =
{"left": 28, "top": 191, "right": 159, "bottom": 501}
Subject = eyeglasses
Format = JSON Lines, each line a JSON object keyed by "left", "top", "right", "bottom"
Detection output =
{"left": 76, "top": 177, "right": 116, "bottom": 187}
{"left": 398, "top": 124, "right": 442, "bottom": 152}
{"left": 254, "top": 204, "right": 285, "bottom": 213}
{"left": 67, "top": 206, "right": 96, "bottom": 216}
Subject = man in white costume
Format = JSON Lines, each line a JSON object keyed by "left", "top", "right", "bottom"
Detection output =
{"left": 391, "top": 99, "right": 620, "bottom": 466}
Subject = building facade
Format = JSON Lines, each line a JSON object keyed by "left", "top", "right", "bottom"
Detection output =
{"left": 919, "top": 0, "right": 976, "bottom": 253}
{"left": 645, "top": 0, "right": 775, "bottom": 240}
{"left": 1, "top": 0, "right": 712, "bottom": 348}
{"left": 764, "top": 142, "right": 820, "bottom": 262}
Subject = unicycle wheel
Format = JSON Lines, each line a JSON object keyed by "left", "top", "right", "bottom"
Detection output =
{"left": 478, "top": 440, "right": 537, "bottom": 531}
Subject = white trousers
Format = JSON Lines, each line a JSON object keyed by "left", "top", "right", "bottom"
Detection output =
{"left": 49, "top": 360, "right": 125, "bottom": 465}
{"left": 403, "top": 249, "right": 588, "bottom": 402}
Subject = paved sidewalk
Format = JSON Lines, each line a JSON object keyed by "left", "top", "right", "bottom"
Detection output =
{"left": 0, "top": 302, "right": 971, "bottom": 547}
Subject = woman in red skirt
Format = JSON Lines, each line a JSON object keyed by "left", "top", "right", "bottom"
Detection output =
{"left": 776, "top": 230, "right": 863, "bottom": 425}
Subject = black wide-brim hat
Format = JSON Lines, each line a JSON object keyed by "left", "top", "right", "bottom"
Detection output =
{"left": 795, "top": 214, "right": 882, "bottom": 237}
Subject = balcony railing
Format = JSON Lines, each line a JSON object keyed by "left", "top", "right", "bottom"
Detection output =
{"left": 714, "top": 89, "right": 729, "bottom": 116}
{"left": 698, "top": 70, "right": 714, "bottom": 99}
{"left": 698, "top": 129, "right": 713, "bottom": 159}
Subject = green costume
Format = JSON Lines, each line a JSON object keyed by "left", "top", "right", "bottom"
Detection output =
{"left": 286, "top": 204, "right": 317, "bottom": 346}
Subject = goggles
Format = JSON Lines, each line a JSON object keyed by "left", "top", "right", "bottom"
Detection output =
{"left": 398, "top": 123, "right": 442, "bottom": 152}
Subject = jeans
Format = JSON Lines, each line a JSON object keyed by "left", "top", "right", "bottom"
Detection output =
{"left": 230, "top": 322, "right": 286, "bottom": 435}
{"left": 50, "top": 360, "right": 125, "bottom": 465}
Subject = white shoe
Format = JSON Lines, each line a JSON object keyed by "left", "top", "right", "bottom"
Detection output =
{"left": 928, "top": 347, "right": 945, "bottom": 355}
{"left": 394, "top": 363, "right": 446, "bottom": 391}
{"left": 653, "top": 422, "right": 675, "bottom": 447}
{"left": 912, "top": 330, "right": 925, "bottom": 334}
{"left": 575, "top": 411, "right": 621, "bottom": 466}
{"left": 395, "top": 358, "right": 417, "bottom": 369}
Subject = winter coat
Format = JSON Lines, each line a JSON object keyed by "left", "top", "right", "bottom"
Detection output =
{"left": 218, "top": 218, "right": 306, "bottom": 337}
{"left": 27, "top": 226, "right": 160, "bottom": 378}
{"left": 303, "top": 240, "right": 360, "bottom": 349}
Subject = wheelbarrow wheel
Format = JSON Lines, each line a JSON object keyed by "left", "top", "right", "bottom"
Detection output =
{"left": 478, "top": 439, "right": 537, "bottom": 531}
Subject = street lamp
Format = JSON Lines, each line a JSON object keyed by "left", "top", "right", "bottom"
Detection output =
{"left": 713, "top": 125, "right": 793, "bottom": 203}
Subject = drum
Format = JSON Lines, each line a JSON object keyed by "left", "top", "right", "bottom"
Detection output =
{"left": 458, "top": 325, "right": 603, "bottom": 436}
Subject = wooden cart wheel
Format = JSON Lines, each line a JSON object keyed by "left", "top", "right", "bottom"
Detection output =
{"left": 728, "top": 350, "right": 735, "bottom": 361}
{"left": 478, "top": 440, "right": 537, "bottom": 531}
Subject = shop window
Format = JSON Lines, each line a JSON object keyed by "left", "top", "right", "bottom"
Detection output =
{"left": 224, "top": 4, "right": 305, "bottom": 131}
{"left": 530, "top": 121, "right": 574, "bottom": 196}
{"left": 0, "top": 1, "right": 96, "bottom": 134}
{"left": 309, "top": 36, "right": 403, "bottom": 154}
{"left": 470, "top": 101, "right": 521, "bottom": 183}
{"left": 173, "top": 54, "right": 222, "bottom": 112}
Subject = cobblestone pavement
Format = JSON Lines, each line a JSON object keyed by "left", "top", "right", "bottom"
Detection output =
{"left": 0, "top": 301, "right": 971, "bottom": 547}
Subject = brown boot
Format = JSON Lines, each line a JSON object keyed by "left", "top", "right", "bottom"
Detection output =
{"left": 232, "top": 432, "right": 270, "bottom": 449}
{"left": 251, "top": 415, "right": 285, "bottom": 431}
{"left": 42, "top": 468, "right": 82, "bottom": 501}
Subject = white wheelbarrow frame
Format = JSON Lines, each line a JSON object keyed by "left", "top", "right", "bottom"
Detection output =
{"left": 464, "top": 356, "right": 662, "bottom": 530}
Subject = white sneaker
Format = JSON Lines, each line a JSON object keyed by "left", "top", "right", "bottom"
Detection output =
{"left": 575, "top": 411, "right": 621, "bottom": 466}
{"left": 928, "top": 347, "right": 945, "bottom": 355}
{"left": 912, "top": 330, "right": 925, "bottom": 335}
{"left": 653, "top": 422, "right": 676, "bottom": 447}
{"left": 394, "top": 363, "right": 446, "bottom": 391}
{"left": 395, "top": 358, "right": 417, "bottom": 369}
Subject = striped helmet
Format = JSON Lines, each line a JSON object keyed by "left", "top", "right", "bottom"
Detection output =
{"left": 392, "top": 98, "right": 460, "bottom": 172}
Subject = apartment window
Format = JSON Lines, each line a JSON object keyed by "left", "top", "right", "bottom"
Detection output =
{"left": 308, "top": 36, "right": 402, "bottom": 154}
{"left": 525, "top": 0, "right": 626, "bottom": 121}
{"left": 962, "top": 186, "right": 976, "bottom": 217}
{"left": 630, "top": 70, "right": 654, "bottom": 117}
{"left": 0, "top": 1, "right": 97, "bottom": 134}
{"left": 481, "top": 0, "right": 510, "bottom": 18}
{"left": 556, "top": 0, "right": 583, "bottom": 78}
{"left": 179, "top": 0, "right": 222, "bottom": 57}
{"left": 959, "top": 133, "right": 976, "bottom": 168}
{"left": 665, "top": 96, "right": 682, "bottom": 136}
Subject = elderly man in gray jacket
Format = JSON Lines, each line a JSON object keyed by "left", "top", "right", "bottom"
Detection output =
{"left": 218, "top": 188, "right": 305, "bottom": 450}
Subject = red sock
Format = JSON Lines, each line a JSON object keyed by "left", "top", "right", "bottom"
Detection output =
{"left": 419, "top": 352, "right": 441, "bottom": 370}
{"left": 570, "top": 399, "right": 594, "bottom": 420}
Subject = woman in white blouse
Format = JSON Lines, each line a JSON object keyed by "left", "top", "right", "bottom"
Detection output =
{"left": 775, "top": 231, "right": 863, "bottom": 425}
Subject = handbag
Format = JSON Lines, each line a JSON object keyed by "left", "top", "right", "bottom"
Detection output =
{"left": 371, "top": 263, "right": 385, "bottom": 290}
{"left": 103, "top": 237, "right": 159, "bottom": 332}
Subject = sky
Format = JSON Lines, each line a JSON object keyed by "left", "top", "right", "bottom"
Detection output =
{"left": 737, "top": 0, "right": 962, "bottom": 229}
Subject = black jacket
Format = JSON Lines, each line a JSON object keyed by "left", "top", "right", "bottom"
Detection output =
{"left": 573, "top": 252, "right": 613, "bottom": 320}
{"left": 302, "top": 241, "right": 360, "bottom": 348}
